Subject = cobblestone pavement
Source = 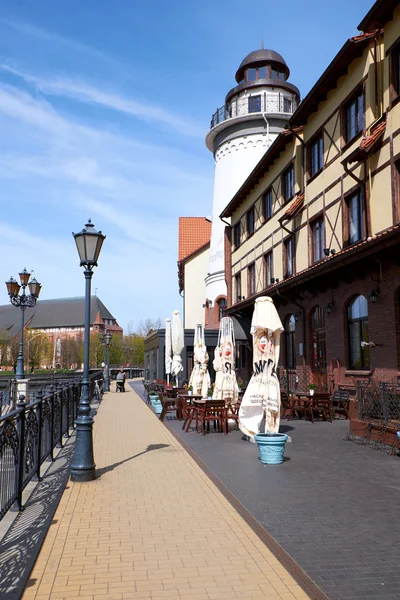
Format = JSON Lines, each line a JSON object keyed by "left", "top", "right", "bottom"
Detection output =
{"left": 22, "top": 382, "right": 314, "bottom": 600}
{"left": 139, "top": 381, "right": 400, "bottom": 600}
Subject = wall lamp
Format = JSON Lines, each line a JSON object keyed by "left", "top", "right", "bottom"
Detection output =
{"left": 369, "top": 290, "right": 379, "bottom": 304}
{"left": 271, "top": 277, "right": 279, "bottom": 284}
{"left": 325, "top": 302, "right": 334, "bottom": 314}
{"left": 324, "top": 248, "right": 336, "bottom": 257}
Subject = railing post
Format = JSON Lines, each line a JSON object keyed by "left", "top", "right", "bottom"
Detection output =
{"left": 66, "top": 385, "right": 71, "bottom": 438}
{"left": 50, "top": 385, "right": 55, "bottom": 461}
{"left": 57, "top": 382, "right": 64, "bottom": 448}
{"left": 16, "top": 394, "right": 27, "bottom": 511}
{"left": 36, "top": 389, "right": 43, "bottom": 481}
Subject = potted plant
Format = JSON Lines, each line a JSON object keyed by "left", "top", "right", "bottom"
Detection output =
{"left": 254, "top": 431, "right": 289, "bottom": 465}
{"left": 188, "top": 385, "right": 193, "bottom": 396}
{"left": 308, "top": 383, "right": 317, "bottom": 396}
{"left": 207, "top": 387, "right": 213, "bottom": 400}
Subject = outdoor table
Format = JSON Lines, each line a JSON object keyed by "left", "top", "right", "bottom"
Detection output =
{"left": 177, "top": 394, "right": 203, "bottom": 427}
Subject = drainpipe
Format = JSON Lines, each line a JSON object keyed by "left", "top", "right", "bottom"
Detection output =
{"left": 275, "top": 287, "right": 307, "bottom": 361}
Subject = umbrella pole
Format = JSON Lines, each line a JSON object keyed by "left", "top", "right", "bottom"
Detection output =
{"left": 167, "top": 374, "right": 169, "bottom": 384}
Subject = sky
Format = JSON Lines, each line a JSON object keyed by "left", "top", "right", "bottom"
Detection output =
{"left": 0, "top": 0, "right": 374, "bottom": 332}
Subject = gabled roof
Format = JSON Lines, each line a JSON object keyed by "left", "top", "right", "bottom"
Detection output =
{"left": 358, "top": 0, "right": 399, "bottom": 32}
{"left": 0, "top": 296, "right": 119, "bottom": 337}
{"left": 178, "top": 217, "right": 211, "bottom": 262}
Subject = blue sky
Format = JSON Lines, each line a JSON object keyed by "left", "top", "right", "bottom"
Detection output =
{"left": 0, "top": 0, "right": 373, "bottom": 332}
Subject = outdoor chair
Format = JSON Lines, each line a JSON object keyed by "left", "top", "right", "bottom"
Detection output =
{"left": 199, "top": 399, "right": 228, "bottom": 436}
{"left": 280, "top": 392, "right": 292, "bottom": 419}
{"left": 226, "top": 396, "right": 242, "bottom": 430}
{"left": 159, "top": 396, "right": 182, "bottom": 422}
{"left": 312, "top": 392, "right": 332, "bottom": 422}
{"left": 331, "top": 390, "right": 350, "bottom": 419}
{"left": 289, "top": 395, "right": 314, "bottom": 423}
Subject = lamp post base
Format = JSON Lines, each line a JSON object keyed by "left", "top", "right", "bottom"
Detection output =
{"left": 70, "top": 416, "right": 96, "bottom": 482}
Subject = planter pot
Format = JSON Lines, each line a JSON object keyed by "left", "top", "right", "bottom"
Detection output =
{"left": 188, "top": 391, "right": 192, "bottom": 396}
{"left": 309, "top": 389, "right": 315, "bottom": 396}
{"left": 254, "top": 432, "right": 288, "bottom": 465}
{"left": 153, "top": 402, "right": 162, "bottom": 415}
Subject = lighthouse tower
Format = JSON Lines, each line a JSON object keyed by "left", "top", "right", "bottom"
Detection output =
{"left": 205, "top": 48, "right": 300, "bottom": 323}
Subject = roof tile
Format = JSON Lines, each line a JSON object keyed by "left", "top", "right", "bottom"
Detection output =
{"left": 178, "top": 217, "right": 212, "bottom": 261}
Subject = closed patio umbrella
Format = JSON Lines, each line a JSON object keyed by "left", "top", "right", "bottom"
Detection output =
{"left": 171, "top": 310, "right": 184, "bottom": 385}
{"left": 189, "top": 324, "right": 210, "bottom": 397}
{"left": 239, "top": 296, "right": 283, "bottom": 439}
{"left": 213, "top": 317, "right": 238, "bottom": 403}
{"left": 165, "top": 318, "right": 172, "bottom": 384}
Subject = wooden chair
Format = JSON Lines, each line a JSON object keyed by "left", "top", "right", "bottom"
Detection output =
{"left": 199, "top": 400, "right": 228, "bottom": 435}
{"left": 159, "top": 396, "right": 182, "bottom": 422}
{"left": 312, "top": 392, "right": 333, "bottom": 422}
{"left": 289, "top": 395, "right": 314, "bottom": 423}
{"left": 280, "top": 392, "right": 292, "bottom": 419}
{"left": 226, "top": 397, "right": 242, "bottom": 430}
{"left": 331, "top": 390, "right": 350, "bottom": 419}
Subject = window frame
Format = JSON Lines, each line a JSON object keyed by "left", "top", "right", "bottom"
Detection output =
{"left": 234, "top": 273, "right": 242, "bottom": 303}
{"left": 246, "top": 207, "right": 255, "bottom": 237}
{"left": 310, "top": 216, "right": 325, "bottom": 264}
{"left": 344, "top": 87, "right": 364, "bottom": 144}
{"left": 264, "top": 251, "right": 273, "bottom": 287}
{"left": 263, "top": 188, "right": 273, "bottom": 221}
{"left": 283, "top": 237, "right": 295, "bottom": 278}
{"left": 389, "top": 38, "right": 400, "bottom": 107}
{"left": 248, "top": 262, "right": 256, "bottom": 297}
{"left": 282, "top": 163, "right": 295, "bottom": 203}
{"left": 347, "top": 295, "right": 370, "bottom": 370}
{"left": 248, "top": 95, "right": 262, "bottom": 113}
{"left": 307, "top": 133, "right": 324, "bottom": 180}
{"left": 344, "top": 187, "right": 365, "bottom": 247}
{"left": 233, "top": 222, "right": 241, "bottom": 249}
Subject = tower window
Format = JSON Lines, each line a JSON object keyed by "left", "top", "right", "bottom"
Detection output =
{"left": 258, "top": 66, "right": 267, "bottom": 79}
{"left": 248, "top": 95, "right": 261, "bottom": 113}
{"left": 247, "top": 68, "right": 257, "bottom": 82}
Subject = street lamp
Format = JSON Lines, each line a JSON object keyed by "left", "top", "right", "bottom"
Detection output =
{"left": 70, "top": 219, "right": 105, "bottom": 483}
{"left": 105, "top": 331, "right": 112, "bottom": 392}
{"left": 130, "top": 348, "right": 133, "bottom": 378}
{"left": 6, "top": 269, "right": 42, "bottom": 379}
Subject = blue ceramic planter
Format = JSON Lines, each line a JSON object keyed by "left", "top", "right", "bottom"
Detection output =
{"left": 254, "top": 432, "right": 288, "bottom": 465}
{"left": 150, "top": 397, "right": 162, "bottom": 415}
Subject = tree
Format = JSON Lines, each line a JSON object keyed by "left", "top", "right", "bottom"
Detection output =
{"left": 60, "top": 336, "right": 83, "bottom": 369}
{"left": 123, "top": 334, "right": 144, "bottom": 366}
{"left": 26, "top": 331, "right": 52, "bottom": 371}
{"left": 136, "top": 318, "right": 162, "bottom": 336}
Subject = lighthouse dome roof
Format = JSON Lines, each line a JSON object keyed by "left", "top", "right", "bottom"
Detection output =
{"left": 235, "top": 49, "right": 289, "bottom": 83}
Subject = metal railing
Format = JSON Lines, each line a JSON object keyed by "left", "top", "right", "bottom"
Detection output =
{"left": 277, "top": 367, "right": 328, "bottom": 395}
{"left": 0, "top": 371, "right": 104, "bottom": 521}
{"left": 357, "top": 380, "right": 400, "bottom": 428}
{"left": 210, "top": 93, "right": 298, "bottom": 128}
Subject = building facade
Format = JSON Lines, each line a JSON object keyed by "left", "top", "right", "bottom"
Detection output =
{"left": 220, "top": 0, "right": 400, "bottom": 402}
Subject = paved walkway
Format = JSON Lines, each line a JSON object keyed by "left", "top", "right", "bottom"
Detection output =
{"left": 22, "top": 384, "right": 312, "bottom": 600}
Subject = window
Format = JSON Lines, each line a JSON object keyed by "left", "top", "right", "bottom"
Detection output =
{"left": 347, "top": 189, "right": 364, "bottom": 245}
{"left": 311, "top": 307, "right": 326, "bottom": 372}
{"left": 217, "top": 298, "right": 227, "bottom": 320}
{"left": 233, "top": 222, "right": 241, "bottom": 249}
{"left": 348, "top": 295, "right": 370, "bottom": 370}
{"left": 247, "top": 207, "right": 255, "bottom": 236}
{"left": 282, "top": 164, "right": 294, "bottom": 202}
{"left": 308, "top": 135, "right": 323, "bottom": 178}
{"left": 283, "top": 97, "right": 293, "bottom": 113}
{"left": 258, "top": 66, "right": 267, "bottom": 79}
{"left": 345, "top": 89, "right": 364, "bottom": 143}
{"left": 311, "top": 217, "right": 325, "bottom": 263}
{"left": 284, "top": 237, "right": 294, "bottom": 277}
{"left": 264, "top": 252, "right": 273, "bottom": 287}
{"left": 285, "top": 315, "right": 296, "bottom": 369}
{"left": 235, "top": 273, "right": 242, "bottom": 303}
{"left": 263, "top": 188, "right": 272, "bottom": 220}
{"left": 248, "top": 263, "right": 256, "bottom": 296}
{"left": 248, "top": 95, "right": 261, "bottom": 113}
{"left": 247, "top": 68, "right": 257, "bottom": 81}
{"left": 391, "top": 43, "right": 400, "bottom": 99}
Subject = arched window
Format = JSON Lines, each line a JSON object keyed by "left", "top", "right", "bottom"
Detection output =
{"left": 285, "top": 315, "right": 296, "bottom": 369}
{"left": 348, "top": 295, "right": 370, "bottom": 369}
{"left": 217, "top": 298, "right": 227, "bottom": 321}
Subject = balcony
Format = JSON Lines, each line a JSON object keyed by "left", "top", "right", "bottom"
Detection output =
{"left": 210, "top": 93, "right": 298, "bottom": 129}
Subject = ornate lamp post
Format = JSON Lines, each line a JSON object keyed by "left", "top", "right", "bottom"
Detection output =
{"left": 6, "top": 269, "right": 41, "bottom": 379}
{"left": 105, "top": 331, "right": 112, "bottom": 392}
{"left": 71, "top": 219, "right": 105, "bottom": 482}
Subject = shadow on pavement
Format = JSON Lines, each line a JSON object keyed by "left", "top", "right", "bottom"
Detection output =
{"left": 96, "top": 443, "right": 170, "bottom": 478}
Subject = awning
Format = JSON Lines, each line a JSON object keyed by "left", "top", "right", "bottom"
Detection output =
{"left": 279, "top": 193, "right": 305, "bottom": 223}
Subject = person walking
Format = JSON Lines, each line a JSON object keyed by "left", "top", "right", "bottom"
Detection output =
{"left": 116, "top": 368, "right": 126, "bottom": 392}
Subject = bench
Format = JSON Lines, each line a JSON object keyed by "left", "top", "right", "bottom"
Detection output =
{"left": 332, "top": 390, "right": 350, "bottom": 419}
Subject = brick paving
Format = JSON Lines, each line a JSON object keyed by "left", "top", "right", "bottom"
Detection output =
{"left": 149, "top": 382, "right": 400, "bottom": 600}
{"left": 22, "top": 383, "right": 313, "bottom": 600}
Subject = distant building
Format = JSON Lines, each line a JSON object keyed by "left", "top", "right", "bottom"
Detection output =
{"left": 0, "top": 296, "right": 122, "bottom": 367}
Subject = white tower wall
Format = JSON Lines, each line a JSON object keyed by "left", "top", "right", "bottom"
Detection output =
{"left": 205, "top": 132, "right": 278, "bottom": 302}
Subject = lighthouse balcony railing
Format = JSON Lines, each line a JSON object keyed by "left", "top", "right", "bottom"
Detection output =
{"left": 210, "top": 94, "right": 298, "bottom": 129}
